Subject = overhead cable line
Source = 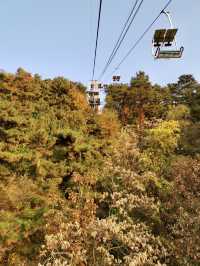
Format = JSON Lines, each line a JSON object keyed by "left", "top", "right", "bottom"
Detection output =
{"left": 92, "top": 0, "right": 103, "bottom": 80}
{"left": 99, "top": 0, "right": 144, "bottom": 80}
{"left": 99, "top": 0, "right": 140, "bottom": 79}
{"left": 111, "top": 0, "right": 173, "bottom": 75}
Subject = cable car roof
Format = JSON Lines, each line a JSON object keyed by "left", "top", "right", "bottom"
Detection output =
{"left": 153, "top": 28, "right": 178, "bottom": 47}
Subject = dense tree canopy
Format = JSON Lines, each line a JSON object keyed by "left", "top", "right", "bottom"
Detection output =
{"left": 0, "top": 68, "right": 200, "bottom": 266}
{"left": 106, "top": 71, "right": 170, "bottom": 126}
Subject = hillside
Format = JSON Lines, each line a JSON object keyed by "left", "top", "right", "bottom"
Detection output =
{"left": 0, "top": 69, "right": 200, "bottom": 266}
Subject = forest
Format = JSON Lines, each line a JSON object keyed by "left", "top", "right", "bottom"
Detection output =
{"left": 0, "top": 68, "right": 200, "bottom": 265}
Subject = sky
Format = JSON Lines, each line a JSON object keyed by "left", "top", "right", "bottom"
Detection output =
{"left": 0, "top": 0, "right": 199, "bottom": 87}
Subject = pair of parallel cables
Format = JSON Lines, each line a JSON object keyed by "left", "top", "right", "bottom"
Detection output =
{"left": 92, "top": 0, "right": 173, "bottom": 81}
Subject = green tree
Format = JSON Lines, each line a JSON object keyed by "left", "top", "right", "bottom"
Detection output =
{"left": 140, "top": 120, "right": 181, "bottom": 175}
{"left": 168, "top": 74, "right": 200, "bottom": 121}
{"left": 105, "top": 83, "right": 130, "bottom": 124}
{"left": 106, "top": 71, "right": 169, "bottom": 128}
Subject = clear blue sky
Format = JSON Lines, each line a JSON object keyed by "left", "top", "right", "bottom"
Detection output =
{"left": 0, "top": 0, "right": 199, "bottom": 86}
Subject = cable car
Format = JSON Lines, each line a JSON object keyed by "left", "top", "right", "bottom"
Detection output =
{"left": 152, "top": 11, "right": 184, "bottom": 59}
{"left": 112, "top": 75, "right": 121, "bottom": 82}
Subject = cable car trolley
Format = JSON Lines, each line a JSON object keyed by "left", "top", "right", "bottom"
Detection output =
{"left": 152, "top": 11, "right": 184, "bottom": 59}
{"left": 112, "top": 75, "right": 121, "bottom": 83}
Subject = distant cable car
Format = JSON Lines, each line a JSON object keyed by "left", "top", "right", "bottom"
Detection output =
{"left": 152, "top": 11, "right": 184, "bottom": 59}
{"left": 112, "top": 75, "right": 121, "bottom": 82}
